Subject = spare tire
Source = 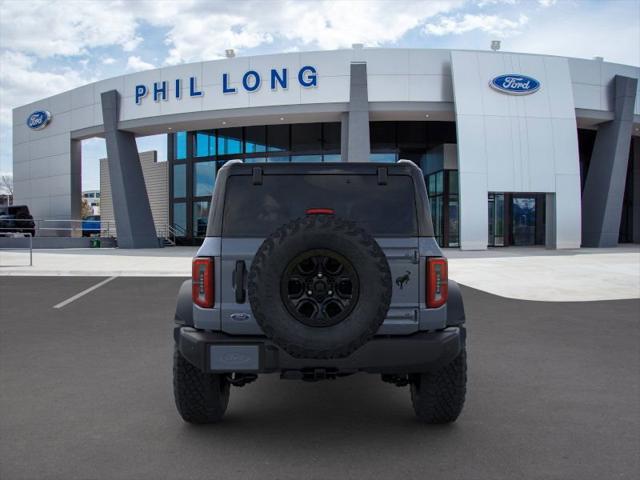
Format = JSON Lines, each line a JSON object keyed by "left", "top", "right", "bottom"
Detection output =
{"left": 248, "top": 214, "right": 392, "bottom": 359}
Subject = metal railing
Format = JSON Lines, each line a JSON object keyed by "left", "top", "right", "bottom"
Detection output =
{"left": 0, "top": 218, "right": 116, "bottom": 237}
{"left": 0, "top": 232, "right": 33, "bottom": 266}
{"left": 0, "top": 218, "right": 189, "bottom": 247}
{"left": 162, "top": 223, "right": 188, "bottom": 246}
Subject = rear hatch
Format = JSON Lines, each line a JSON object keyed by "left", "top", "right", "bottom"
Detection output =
{"left": 218, "top": 169, "right": 421, "bottom": 335}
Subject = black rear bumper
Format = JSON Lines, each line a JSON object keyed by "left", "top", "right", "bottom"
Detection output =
{"left": 175, "top": 326, "right": 464, "bottom": 375}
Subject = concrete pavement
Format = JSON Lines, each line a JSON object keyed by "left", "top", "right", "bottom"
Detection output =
{"left": 1, "top": 277, "right": 638, "bottom": 480}
{"left": 1, "top": 245, "right": 639, "bottom": 301}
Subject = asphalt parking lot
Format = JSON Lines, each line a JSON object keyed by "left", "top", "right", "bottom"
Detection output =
{"left": 1, "top": 277, "right": 639, "bottom": 480}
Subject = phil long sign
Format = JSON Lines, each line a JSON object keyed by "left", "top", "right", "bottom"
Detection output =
{"left": 135, "top": 65, "right": 318, "bottom": 105}
{"left": 490, "top": 74, "right": 540, "bottom": 95}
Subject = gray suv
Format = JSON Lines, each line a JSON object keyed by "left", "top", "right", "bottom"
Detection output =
{"left": 173, "top": 160, "right": 467, "bottom": 424}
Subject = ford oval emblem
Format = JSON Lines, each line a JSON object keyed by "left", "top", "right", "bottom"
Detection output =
{"left": 26, "top": 110, "right": 52, "bottom": 130}
{"left": 490, "top": 74, "right": 540, "bottom": 95}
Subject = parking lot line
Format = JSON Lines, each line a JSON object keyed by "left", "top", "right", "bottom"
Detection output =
{"left": 52, "top": 276, "right": 118, "bottom": 309}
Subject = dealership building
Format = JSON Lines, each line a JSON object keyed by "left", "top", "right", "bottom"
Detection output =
{"left": 11, "top": 47, "right": 640, "bottom": 249}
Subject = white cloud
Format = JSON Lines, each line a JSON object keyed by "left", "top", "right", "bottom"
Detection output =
{"left": 507, "top": 5, "right": 640, "bottom": 66}
{"left": 102, "top": 57, "right": 116, "bottom": 65}
{"left": 424, "top": 13, "right": 529, "bottom": 37}
{"left": 538, "top": 0, "right": 557, "bottom": 7}
{"left": 0, "top": 0, "right": 142, "bottom": 58}
{"left": 0, "top": 50, "right": 93, "bottom": 172}
{"left": 0, "top": 51, "right": 89, "bottom": 125}
{"left": 125, "top": 0, "right": 464, "bottom": 65}
{"left": 126, "top": 56, "right": 155, "bottom": 72}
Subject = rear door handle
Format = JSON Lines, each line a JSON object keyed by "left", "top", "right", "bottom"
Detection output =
{"left": 232, "top": 260, "right": 247, "bottom": 304}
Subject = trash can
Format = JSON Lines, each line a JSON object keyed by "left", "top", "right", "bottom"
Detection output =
{"left": 90, "top": 238, "right": 101, "bottom": 248}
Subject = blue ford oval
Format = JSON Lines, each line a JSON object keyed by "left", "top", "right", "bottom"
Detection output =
{"left": 26, "top": 110, "right": 52, "bottom": 130}
{"left": 490, "top": 74, "right": 540, "bottom": 95}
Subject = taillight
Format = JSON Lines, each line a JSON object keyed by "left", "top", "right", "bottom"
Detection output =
{"left": 305, "top": 208, "right": 335, "bottom": 215}
{"left": 427, "top": 257, "right": 448, "bottom": 308}
{"left": 192, "top": 257, "right": 214, "bottom": 308}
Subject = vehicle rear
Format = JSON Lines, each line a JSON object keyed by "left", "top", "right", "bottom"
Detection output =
{"left": 173, "top": 160, "right": 466, "bottom": 425}
{"left": 193, "top": 160, "right": 449, "bottom": 337}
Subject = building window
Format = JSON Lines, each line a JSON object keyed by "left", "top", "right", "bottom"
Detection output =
{"left": 173, "top": 164, "right": 186, "bottom": 198}
{"left": 267, "top": 124, "right": 289, "bottom": 152}
{"left": 194, "top": 131, "right": 215, "bottom": 157}
{"left": 175, "top": 131, "right": 187, "bottom": 160}
{"left": 218, "top": 127, "right": 242, "bottom": 156}
{"left": 173, "top": 202, "right": 187, "bottom": 233}
{"left": 193, "top": 201, "right": 210, "bottom": 237}
{"left": 267, "top": 156, "right": 290, "bottom": 163}
{"left": 371, "top": 122, "right": 396, "bottom": 150}
{"left": 323, "top": 153, "right": 342, "bottom": 162}
{"left": 427, "top": 169, "right": 459, "bottom": 247}
{"left": 369, "top": 153, "right": 397, "bottom": 163}
{"left": 291, "top": 154, "right": 322, "bottom": 163}
{"left": 193, "top": 161, "right": 216, "bottom": 197}
{"left": 291, "top": 123, "right": 322, "bottom": 152}
{"left": 323, "top": 123, "right": 341, "bottom": 152}
{"left": 245, "top": 126, "right": 267, "bottom": 153}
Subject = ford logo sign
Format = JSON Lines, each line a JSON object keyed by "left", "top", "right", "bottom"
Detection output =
{"left": 26, "top": 110, "right": 52, "bottom": 130}
{"left": 490, "top": 74, "right": 540, "bottom": 95}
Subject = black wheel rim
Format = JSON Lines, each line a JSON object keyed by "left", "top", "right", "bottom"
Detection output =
{"left": 280, "top": 249, "right": 359, "bottom": 327}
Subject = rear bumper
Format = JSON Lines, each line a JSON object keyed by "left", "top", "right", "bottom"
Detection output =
{"left": 175, "top": 326, "right": 464, "bottom": 375}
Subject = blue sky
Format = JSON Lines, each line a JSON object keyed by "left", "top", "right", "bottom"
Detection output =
{"left": 1, "top": 0, "right": 639, "bottom": 191}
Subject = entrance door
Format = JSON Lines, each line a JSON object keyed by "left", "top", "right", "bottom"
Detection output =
{"left": 488, "top": 193, "right": 505, "bottom": 246}
{"left": 511, "top": 197, "right": 536, "bottom": 246}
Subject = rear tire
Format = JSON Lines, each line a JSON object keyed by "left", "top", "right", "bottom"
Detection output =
{"left": 410, "top": 347, "right": 467, "bottom": 424}
{"left": 173, "top": 344, "right": 230, "bottom": 424}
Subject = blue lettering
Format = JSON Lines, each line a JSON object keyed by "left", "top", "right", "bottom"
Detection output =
{"left": 270, "top": 68, "right": 288, "bottom": 90}
{"left": 153, "top": 81, "right": 167, "bottom": 102}
{"left": 135, "top": 85, "right": 148, "bottom": 104}
{"left": 298, "top": 66, "right": 317, "bottom": 87}
{"left": 175, "top": 79, "right": 181, "bottom": 99}
{"left": 189, "top": 76, "right": 203, "bottom": 97}
{"left": 242, "top": 70, "right": 261, "bottom": 92}
{"left": 222, "top": 73, "right": 237, "bottom": 94}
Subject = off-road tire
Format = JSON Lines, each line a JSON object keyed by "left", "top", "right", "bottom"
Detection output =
{"left": 410, "top": 346, "right": 467, "bottom": 424}
{"left": 248, "top": 214, "right": 392, "bottom": 359}
{"left": 173, "top": 344, "right": 230, "bottom": 424}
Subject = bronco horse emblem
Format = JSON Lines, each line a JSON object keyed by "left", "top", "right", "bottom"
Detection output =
{"left": 395, "top": 270, "right": 411, "bottom": 289}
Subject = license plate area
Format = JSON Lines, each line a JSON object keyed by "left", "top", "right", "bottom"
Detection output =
{"left": 209, "top": 345, "right": 260, "bottom": 372}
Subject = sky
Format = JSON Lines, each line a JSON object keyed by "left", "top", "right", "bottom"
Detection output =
{"left": 0, "top": 0, "right": 639, "bottom": 191}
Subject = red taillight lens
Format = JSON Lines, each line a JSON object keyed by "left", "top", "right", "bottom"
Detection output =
{"left": 192, "top": 257, "right": 214, "bottom": 308}
{"left": 305, "top": 208, "right": 335, "bottom": 215}
{"left": 427, "top": 257, "right": 448, "bottom": 308}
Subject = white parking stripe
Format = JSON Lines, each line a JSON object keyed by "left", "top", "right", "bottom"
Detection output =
{"left": 53, "top": 276, "right": 118, "bottom": 309}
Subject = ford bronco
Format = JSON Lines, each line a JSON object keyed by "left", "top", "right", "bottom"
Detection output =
{"left": 173, "top": 160, "right": 467, "bottom": 424}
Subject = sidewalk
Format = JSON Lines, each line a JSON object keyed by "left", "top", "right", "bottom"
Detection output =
{"left": 0, "top": 247, "right": 198, "bottom": 277}
{"left": 1, "top": 245, "right": 639, "bottom": 302}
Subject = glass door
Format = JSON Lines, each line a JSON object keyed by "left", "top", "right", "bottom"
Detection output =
{"left": 488, "top": 193, "right": 505, "bottom": 246}
{"left": 511, "top": 196, "right": 536, "bottom": 246}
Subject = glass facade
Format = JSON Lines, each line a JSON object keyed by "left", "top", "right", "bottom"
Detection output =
{"left": 425, "top": 170, "right": 459, "bottom": 247}
{"left": 168, "top": 122, "right": 343, "bottom": 242}
{"left": 168, "top": 120, "right": 460, "bottom": 245}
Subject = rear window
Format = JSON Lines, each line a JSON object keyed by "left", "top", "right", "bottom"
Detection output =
{"left": 222, "top": 174, "right": 418, "bottom": 236}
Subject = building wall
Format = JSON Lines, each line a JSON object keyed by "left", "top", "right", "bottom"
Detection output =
{"left": 100, "top": 151, "right": 168, "bottom": 237}
{"left": 11, "top": 48, "right": 640, "bottom": 248}
{"left": 451, "top": 51, "right": 582, "bottom": 249}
